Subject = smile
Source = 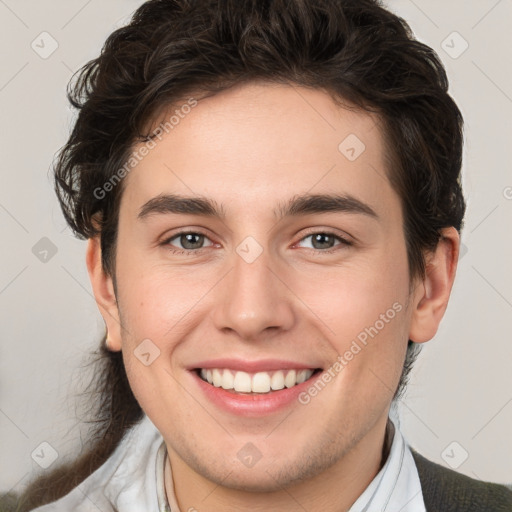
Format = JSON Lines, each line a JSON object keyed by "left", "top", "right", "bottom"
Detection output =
{"left": 197, "top": 368, "right": 322, "bottom": 394}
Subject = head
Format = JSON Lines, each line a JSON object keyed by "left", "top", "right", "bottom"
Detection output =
{"left": 56, "top": 0, "right": 464, "bottom": 494}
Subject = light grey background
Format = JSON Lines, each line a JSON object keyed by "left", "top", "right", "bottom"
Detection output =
{"left": 0, "top": 0, "right": 511, "bottom": 494}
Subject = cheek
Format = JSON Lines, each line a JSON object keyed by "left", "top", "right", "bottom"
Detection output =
{"left": 116, "top": 258, "right": 211, "bottom": 338}
{"left": 293, "top": 250, "right": 409, "bottom": 341}
{"left": 115, "top": 261, "right": 218, "bottom": 407}
{"left": 292, "top": 244, "right": 410, "bottom": 394}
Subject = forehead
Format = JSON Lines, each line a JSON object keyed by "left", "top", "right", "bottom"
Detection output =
{"left": 120, "top": 82, "right": 399, "bottom": 223}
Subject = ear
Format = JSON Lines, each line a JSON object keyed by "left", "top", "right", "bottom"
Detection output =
{"left": 408, "top": 227, "right": 460, "bottom": 343}
{"left": 86, "top": 237, "right": 122, "bottom": 351}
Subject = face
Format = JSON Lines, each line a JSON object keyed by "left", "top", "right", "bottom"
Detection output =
{"left": 94, "top": 82, "right": 426, "bottom": 492}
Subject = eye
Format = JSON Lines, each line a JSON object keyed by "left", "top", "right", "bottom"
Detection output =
{"left": 296, "top": 232, "right": 351, "bottom": 251}
{"left": 164, "top": 231, "right": 214, "bottom": 252}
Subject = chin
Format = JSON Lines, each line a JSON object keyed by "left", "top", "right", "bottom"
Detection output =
{"left": 207, "top": 465, "right": 309, "bottom": 493}
{"left": 187, "top": 445, "right": 341, "bottom": 494}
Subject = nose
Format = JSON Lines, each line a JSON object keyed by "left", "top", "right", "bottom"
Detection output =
{"left": 211, "top": 247, "right": 296, "bottom": 341}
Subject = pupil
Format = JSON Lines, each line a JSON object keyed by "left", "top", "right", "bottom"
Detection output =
{"left": 181, "top": 233, "right": 203, "bottom": 249}
{"left": 313, "top": 233, "right": 333, "bottom": 249}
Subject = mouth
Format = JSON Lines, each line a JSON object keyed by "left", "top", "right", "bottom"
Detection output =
{"left": 194, "top": 367, "right": 323, "bottom": 394}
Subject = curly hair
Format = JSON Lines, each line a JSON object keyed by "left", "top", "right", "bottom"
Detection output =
{"left": 15, "top": 0, "right": 464, "bottom": 509}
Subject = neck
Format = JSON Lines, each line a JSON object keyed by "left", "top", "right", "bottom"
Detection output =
{"left": 165, "top": 414, "right": 392, "bottom": 512}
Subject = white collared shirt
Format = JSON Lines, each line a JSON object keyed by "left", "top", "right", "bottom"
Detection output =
{"left": 347, "top": 418, "right": 426, "bottom": 511}
{"left": 32, "top": 414, "right": 425, "bottom": 512}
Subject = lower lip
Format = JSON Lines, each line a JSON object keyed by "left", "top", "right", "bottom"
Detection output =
{"left": 190, "top": 370, "right": 321, "bottom": 416}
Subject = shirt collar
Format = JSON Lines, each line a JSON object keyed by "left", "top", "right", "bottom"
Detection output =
{"left": 347, "top": 417, "right": 426, "bottom": 511}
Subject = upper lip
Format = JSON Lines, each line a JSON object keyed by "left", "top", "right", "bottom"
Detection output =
{"left": 189, "top": 358, "right": 322, "bottom": 373}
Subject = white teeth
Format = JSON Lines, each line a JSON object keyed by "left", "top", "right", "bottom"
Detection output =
{"left": 296, "top": 369, "right": 308, "bottom": 384}
{"left": 212, "top": 369, "right": 223, "bottom": 387}
{"left": 270, "top": 371, "right": 285, "bottom": 390}
{"left": 221, "top": 369, "right": 234, "bottom": 390}
{"left": 233, "top": 371, "right": 252, "bottom": 392}
{"left": 284, "top": 369, "right": 297, "bottom": 388}
{"left": 304, "top": 369, "right": 314, "bottom": 381}
{"left": 199, "top": 368, "right": 315, "bottom": 393}
{"left": 252, "top": 372, "right": 271, "bottom": 393}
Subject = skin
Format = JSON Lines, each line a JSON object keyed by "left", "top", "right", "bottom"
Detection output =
{"left": 86, "top": 82, "right": 459, "bottom": 511}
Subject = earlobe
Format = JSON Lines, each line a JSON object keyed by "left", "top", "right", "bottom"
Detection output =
{"left": 85, "top": 237, "right": 123, "bottom": 351}
{"left": 408, "top": 227, "right": 460, "bottom": 343}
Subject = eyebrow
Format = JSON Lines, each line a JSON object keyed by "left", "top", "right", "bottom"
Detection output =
{"left": 138, "top": 194, "right": 225, "bottom": 220}
{"left": 137, "top": 193, "right": 378, "bottom": 221}
{"left": 276, "top": 193, "right": 378, "bottom": 220}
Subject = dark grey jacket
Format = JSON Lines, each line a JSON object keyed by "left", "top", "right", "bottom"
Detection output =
{"left": 412, "top": 450, "right": 512, "bottom": 511}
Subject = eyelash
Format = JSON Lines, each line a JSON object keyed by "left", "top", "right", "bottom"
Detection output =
{"left": 161, "top": 229, "right": 353, "bottom": 256}
{"left": 161, "top": 230, "right": 216, "bottom": 256}
{"left": 298, "top": 231, "right": 353, "bottom": 254}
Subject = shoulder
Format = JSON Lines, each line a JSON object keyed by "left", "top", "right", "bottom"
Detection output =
{"left": 411, "top": 449, "right": 512, "bottom": 512}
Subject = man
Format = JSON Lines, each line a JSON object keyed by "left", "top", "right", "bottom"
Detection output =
{"left": 16, "top": 0, "right": 512, "bottom": 511}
